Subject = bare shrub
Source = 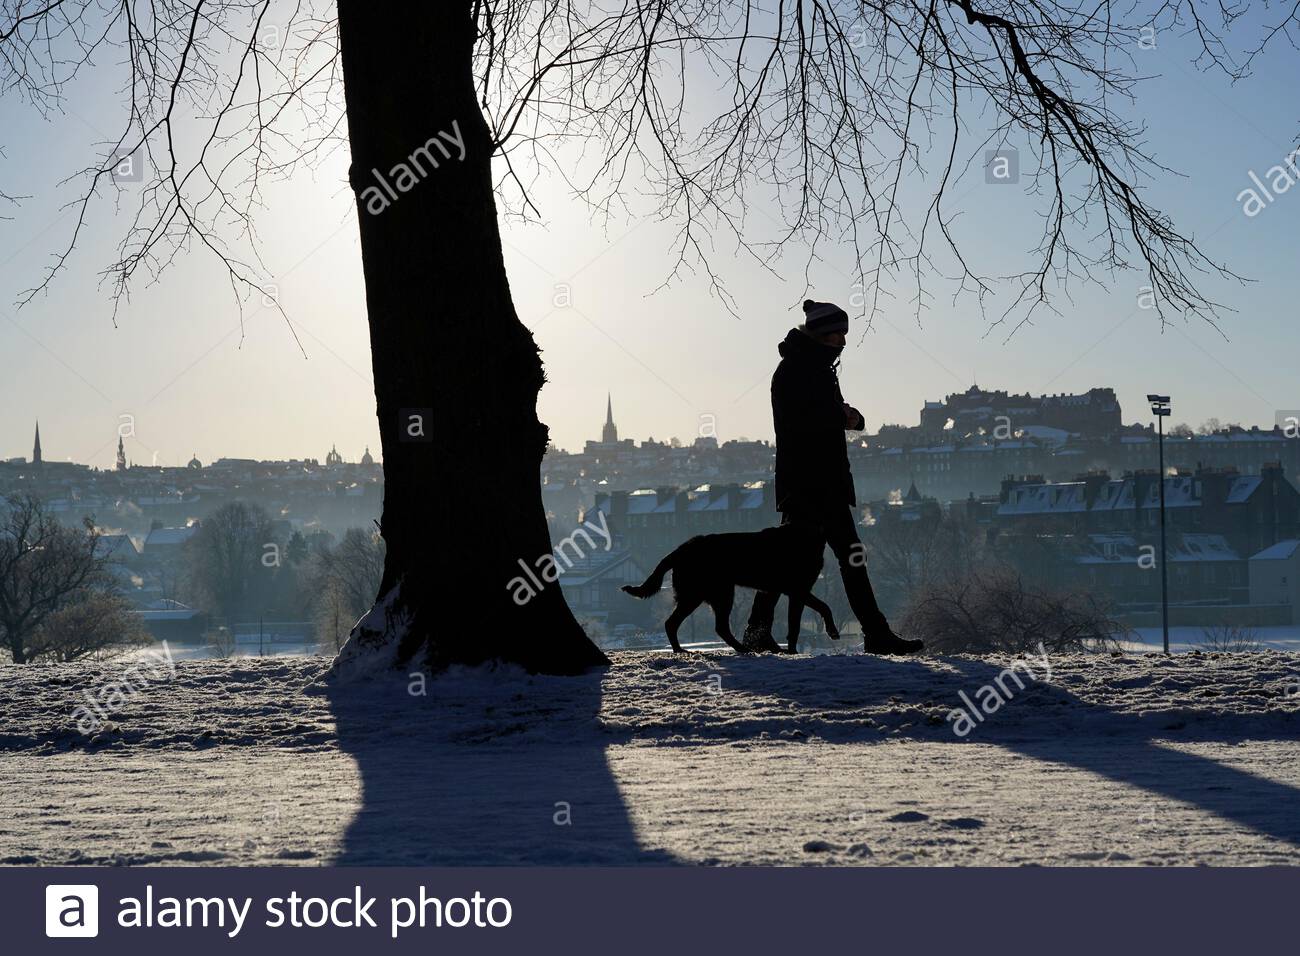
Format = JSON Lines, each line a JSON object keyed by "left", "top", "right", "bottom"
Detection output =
{"left": 900, "top": 571, "right": 1122, "bottom": 655}
{"left": 1198, "top": 624, "right": 1263, "bottom": 653}
{"left": 205, "top": 628, "right": 238, "bottom": 660}
{"left": 29, "top": 592, "right": 152, "bottom": 663}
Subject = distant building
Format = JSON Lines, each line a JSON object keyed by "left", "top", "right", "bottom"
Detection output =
{"left": 96, "top": 533, "right": 141, "bottom": 563}
{"left": 1249, "top": 540, "right": 1300, "bottom": 615}
{"left": 985, "top": 465, "right": 1300, "bottom": 623}
{"left": 557, "top": 550, "right": 648, "bottom": 627}
{"left": 851, "top": 434, "right": 1058, "bottom": 502}
{"left": 584, "top": 482, "right": 778, "bottom": 572}
{"left": 1066, "top": 532, "right": 1247, "bottom": 607}
{"left": 864, "top": 480, "right": 942, "bottom": 529}
{"left": 136, "top": 600, "right": 209, "bottom": 643}
{"left": 32, "top": 421, "right": 42, "bottom": 466}
{"left": 851, "top": 425, "right": 1300, "bottom": 503}
{"left": 919, "top": 385, "right": 1122, "bottom": 437}
{"left": 994, "top": 464, "right": 1300, "bottom": 560}
{"left": 142, "top": 524, "right": 198, "bottom": 560}
{"left": 585, "top": 393, "right": 636, "bottom": 457}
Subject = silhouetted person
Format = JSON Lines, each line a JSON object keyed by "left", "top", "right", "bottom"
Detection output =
{"left": 744, "top": 300, "right": 923, "bottom": 655}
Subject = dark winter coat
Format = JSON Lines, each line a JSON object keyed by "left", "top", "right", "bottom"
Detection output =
{"left": 771, "top": 328, "right": 864, "bottom": 512}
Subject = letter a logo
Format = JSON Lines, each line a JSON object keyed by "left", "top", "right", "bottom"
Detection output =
{"left": 45, "top": 885, "right": 99, "bottom": 937}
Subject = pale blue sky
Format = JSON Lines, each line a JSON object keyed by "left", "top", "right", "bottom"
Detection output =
{"left": 0, "top": 14, "right": 1295, "bottom": 469}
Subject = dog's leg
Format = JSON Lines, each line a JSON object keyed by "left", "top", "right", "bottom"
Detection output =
{"left": 664, "top": 599, "right": 700, "bottom": 653}
{"left": 707, "top": 588, "right": 748, "bottom": 653}
{"left": 801, "top": 593, "right": 840, "bottom": 640}
{"left": 786, "top": 598, "right": 804, "bottom": 654}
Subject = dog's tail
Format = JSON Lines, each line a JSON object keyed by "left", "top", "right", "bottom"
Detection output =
{"left": 621, "top": 548, "right": 678, "bottom": 599}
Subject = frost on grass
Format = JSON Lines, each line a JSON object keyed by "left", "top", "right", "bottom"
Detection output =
{"left": 2, "top": 651, "right": 1299, "bottom": 865}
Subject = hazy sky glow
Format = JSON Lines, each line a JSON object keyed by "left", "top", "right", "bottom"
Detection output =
{"left": 1, "top": 13, "right": 1296, "bottom": 469}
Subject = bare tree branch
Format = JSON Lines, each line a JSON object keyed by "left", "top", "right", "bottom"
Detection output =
{"left": 3, "top": 0, "right": 1296, "bottom": 332}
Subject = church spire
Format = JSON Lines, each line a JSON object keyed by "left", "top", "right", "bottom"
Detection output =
{"left": 116, "top": 435, "right": 127, "bottom": 472}
{"left": 601, "top": 393, "right": 618, "bottom": 444}
{"left": 32, "top": 421, "right": 42, "bottom": 465}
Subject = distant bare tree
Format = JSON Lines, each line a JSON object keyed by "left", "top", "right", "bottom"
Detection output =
{"left": 0, "top": 496, "right": 109, "bottom": 664}
{"left": 186, "top": 501, "right": 277, "bottom": 627}
{"left": 900, "top": 570, "right": 1121, "bottom": 654}
{"left": 29, "top": 591, "right": 152, "bottom": 662}
{"left": 309, "top": 526, "right": 383, "bottom": 612}
{"left": 307, "top": 526, "right": 384, "bottom": 650}
{"left": 865, "top": 508, "right": 984, "bottom": 606}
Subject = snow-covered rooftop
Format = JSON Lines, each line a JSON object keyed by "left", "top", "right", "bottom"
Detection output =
{"left": 143, "top": 526, "right": 197, "bottom": 548}
{"left": 1251, "top": 539, "right": 1300, "bottom": 562}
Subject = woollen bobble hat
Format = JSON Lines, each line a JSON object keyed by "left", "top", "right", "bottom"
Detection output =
{"left": 800, "top": 299, "right": 849, "bottom": 335}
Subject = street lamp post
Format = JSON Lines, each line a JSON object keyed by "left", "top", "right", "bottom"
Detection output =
{"left": 1148, "top": 394, "right": 1172, "bottom": 654}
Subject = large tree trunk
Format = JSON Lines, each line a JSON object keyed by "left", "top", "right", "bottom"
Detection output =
{"left": 333, "top": 1, "right": 607, "bottom": 675}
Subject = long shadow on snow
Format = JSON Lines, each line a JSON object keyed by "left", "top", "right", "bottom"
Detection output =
{"left": 686, "top": 650, "right": 1300, "bottom": 849}
{"left": 324, "top": 664, "right": 674, "bottom": 866}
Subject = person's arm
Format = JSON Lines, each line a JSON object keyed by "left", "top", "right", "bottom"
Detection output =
{"left": 833, "top": 379, "right": 866, "bottom": 431}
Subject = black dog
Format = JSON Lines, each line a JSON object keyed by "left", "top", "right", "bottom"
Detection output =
{"left": 621, "top": 523, "right": 839, "bottom": 653}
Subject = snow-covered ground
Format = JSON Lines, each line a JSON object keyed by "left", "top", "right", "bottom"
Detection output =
{"left": 1124, "top": 625, "right": 1300, "bottom": 654}
{"left": 2, "top": 649, "right": 1299, "bottom": 866}
{"left": 123, "top": 641, "right": 323, "bottom": 662}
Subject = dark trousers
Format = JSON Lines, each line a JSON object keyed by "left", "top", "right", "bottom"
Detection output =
{"left": 744, "top": 504, "right": 890, "bottom": 640}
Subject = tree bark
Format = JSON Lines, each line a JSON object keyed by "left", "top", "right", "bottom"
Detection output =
{"left": 334, "top": 1, "right": 607, "bottom": 674}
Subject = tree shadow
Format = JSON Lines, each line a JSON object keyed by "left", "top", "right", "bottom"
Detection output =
{"left": 942, "top": 655, "right": 1300, "bottom": 847}
{"left": 695, "top": 652, "right": 1300, "bottom": 848}
{"left": 321, "top": 650, "right": 1300, "bottom": 863}
{"left": 322, "top": 665, "right": 674, "bottom": 865}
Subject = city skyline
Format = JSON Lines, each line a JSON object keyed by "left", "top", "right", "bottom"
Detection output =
{"left": 5, "top": 381, "right": 1292, "bottom": 471}
{"left": 5, "top": 418, "right": 382, "bottom": 469}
